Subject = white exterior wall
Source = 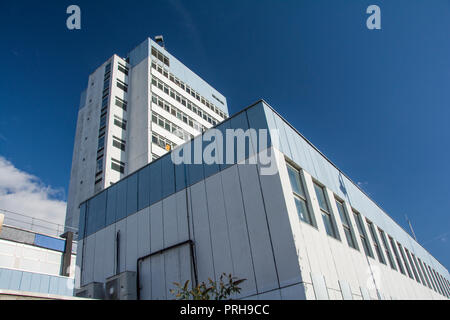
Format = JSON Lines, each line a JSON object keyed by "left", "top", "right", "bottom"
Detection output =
{"left": 78, "top": 149, "right": 307, "bottom": 300}
{"left": 274, "top": 147, "right": 447, "bottom": 300}
{"left": 78, "top": 146, "right": 449, "bottom": 300}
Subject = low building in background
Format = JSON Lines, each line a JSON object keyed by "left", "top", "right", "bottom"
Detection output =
{"left": 0, "top": 211, "right": 75, "bottom": 299}
{"left": 75, "top": 100, "right": 450, "bottom": 300}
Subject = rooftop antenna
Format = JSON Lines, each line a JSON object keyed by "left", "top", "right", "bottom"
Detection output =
{"left": 405, "top": 214, "right": 417, "bottom": 241}
{"left": 155, "top": 35, "right": 165, "bottom": 48}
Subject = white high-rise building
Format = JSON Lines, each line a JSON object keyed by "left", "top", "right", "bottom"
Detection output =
{"left": 65, "top": 37, "right": 228, "bottom": 232}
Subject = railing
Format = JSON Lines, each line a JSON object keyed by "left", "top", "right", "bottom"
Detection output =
{"left": 0, "top": 209, "right": 77, "bottom": 239}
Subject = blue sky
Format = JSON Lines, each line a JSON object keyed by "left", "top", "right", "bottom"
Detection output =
{"left": 0, "top": 0, "right": 449, "bottom": 268}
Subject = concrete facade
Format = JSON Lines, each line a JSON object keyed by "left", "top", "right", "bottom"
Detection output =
{"left": 65, "top": 38, "right": 228, "bottom": 232}
{"left": 75, "top": 101, "right": 450, "bottom": 300}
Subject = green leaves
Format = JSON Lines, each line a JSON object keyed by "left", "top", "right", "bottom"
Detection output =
{"left": 170, "top": 273, "right": 247, "bottom": 300}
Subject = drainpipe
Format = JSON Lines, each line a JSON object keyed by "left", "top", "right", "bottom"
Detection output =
{"left": 60, "top": 231, "right": 74, "bottom": 277}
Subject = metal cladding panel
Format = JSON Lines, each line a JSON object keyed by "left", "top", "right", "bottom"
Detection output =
{"left": 339, "top": 280, "right": 353, "bottom": 300}
{"left": 138, "top": 165, "right": 151, "bottom": 210}
{"left": 126, "top": 173, "right": 138, "bottom": 217}
{"left": 205, "top": 174, "right": 234, "bottom": 281}
{"left": 93, "top": 228, "right": 106, "bottom": 283}
{"left": 246, "top": 102, "right": 271, "bottom": 153}
{"left": 311, "top": 273, "right": 329, "bottom": 300}
{"left": 220, "top": 166, "right": 257, "bottom": 298}
{"left": 237, "top": 164, "right": 278, "bottom": 293}
{"left": 179, "top": 244, "right": 193, "bottom": 291}
{"left": 103, "top": 224, "right": 116, "bottom": 279}
{"left": 161, "top": 154, "right": 175, "bottom": 198}
{"left": 175, "top": 163, "right": 187, "bottom": 192}
{"left": 85, "top": 200, "right": 96, "bottom": 237}
{"left": 126, "top": 213, "right": 139, "bottom": 272}
{"left": 149, "top": 160, "right": 162, "bottom": 205}
{"left": 29, "top": 272, "right": 41, "bottom": 293}
{"left": 56, "top": 277, "right": 67, "bottom": 296}
{"left": 186, "top": 136, "right": 205, "bottom": 187}
{"left": 163, "top": 194, "right": 178, "bottom": 248}
{"left": 203, "top": 130, "right": 220, "bottom": 179}
{"left": 94, "top": 190, "right": 107, "bottom": 233}
{"left": 217, "top": 120, "right": 232, "bottom": 172}
{"left": 137, "top": 207, "right": 151, "bottom": 259}
{"left": 164, "top": 248, "right": 180, "bottom": 299}
{"left": 139, "top": 258, "right": 152, "bottom": 300}
{"left": 280, "top": 283, "right": 307, "bottom": 300}
{"left": 175, "top": 191, "right": 189, "bottom": 242}
{"left": 39, "top": 274, "right": 50, "bottom": 293}
{"left": 116, "top": 176, "right": 128, "bottom": 221}
{"left": 115, "top": 219, "right": 127, "bottom": 274}
{"left": 229, "top": 111, "right": 255, "bottom": 163}
{"left": 0, "top": 268, "right": 12, "bottom": 288}
{"left": 258, "top": 161, "right": 303, "bottom": 287}
{"left": 48, "top": 276, "right": 59, "bottom": 295}
{"left": 150, "top": 202, "right": 164, "bottom": 253}
{"left": 82, "top": 234, "right": 96, "bottom": 286}
{"left": 19, "top": 271, "right": 32, "bottom": 292}
{"left": 9, "top": 269, "right": 21, "bottom": 290}
{"left": 272, "top": 112, "right": 292, "bottom": 160}
{"left": 106, "top": 184, "right": 117, "bottom": 226}
{"left": 150, "top": 253, "right": 165, "bottom": 300}
{"left": 189, "top": 181, "right": 215, "bottom": 284}
{"left": 284, "top": 123, "right": 301, "bottom": 167}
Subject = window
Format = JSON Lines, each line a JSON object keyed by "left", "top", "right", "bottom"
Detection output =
{"left": 115, "top": 97, "right": 127, "bottom": 111}
{"left": 151, "top": 46, "right": 169, "bottom": 66}
{"left": 378, "top": 229, "right": 396, "bottom": 270}
{"left": 314, "top": 183, "right": 339, "bottom": 239}
{"left": 96, "top": 157, "right": 103, "bottom": 173}
{"left": 389, "top": 236, "right": 405, "bottom": 274}
{"left": 335, "top": 199, "right": 358, "bottom": 249}
{"left": 111, "top": 158, "right": 125, "bottom": 174}
{"left": 411, "top": 253, "right": 426, "bottom": 286}
{"left": 117, "top": 79, "right": 128, "bottom": 92}
{"left": 353, "top": 211, "right": 373, "bottom": 258}
{"left": 118, "top": 62, "right": 129, "bottom": 75}
{"left": 286, "top": 163, "right": 314, "bottom": 226}
{"left": 397, "top": 243, "right": 414, "bottom": 279}
{"left": 114, "top": 116, "right": 127, "bottom": 130}
{"left": 98, "top": 135, "right": 105, "bottom": 150}
{"left": 100, "top": 114, "right": 107, "bottom": 129}
{"left": 152, "top": 133, "right": 176, "bottom": 151}
{"left": 417, "top": 258, "right": 432, "bottom": 289}
{"left": 112, "top": 136, "right": 126, "bottom": 151}
{"left": 105, "top": 62, "right": 111, "bottom": 74}
{"left": 404, "top": 248, "right": 420, "bottom": 284}
{"left": 435, "top": 271, "right": 448, "bottom": 297}
{"left": 366, "top": 220, "right": 385, "bottom": 264}
{"left": 431, "top": 269, "right": 443, "bottom": 295}
{"left": 424, "top": 263, "right": 438, "bottom": 292}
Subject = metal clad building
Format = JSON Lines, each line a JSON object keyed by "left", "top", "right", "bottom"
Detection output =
{"left": 76, "top": 100, "right": 450, "bottom": 300}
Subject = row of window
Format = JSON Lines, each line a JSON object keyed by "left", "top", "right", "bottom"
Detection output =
{"left": 151, "top": 94, "right": 206, "bottom": 133}
{"left": 151, "top": 132, "right": 177, "bottom": 152}
{"left": 286, "top": 162, "right": 450, "bottom": 298}
{"left": 151, "top": 76, "right": 219, "bottom": 126}
{"left": 96, "top": 63, "right": 113, "bottom": 188}
{"left": 151, "top": 46, "right": 170, "bottom": 67}
{"left": 152, "top": 111, "right": 194, "bottom": 142}
{"left": 118, "top": 62, "right": 129, "bottom": 76}
{"left": 151, "top": 61, "right": 227, "bottom": 120}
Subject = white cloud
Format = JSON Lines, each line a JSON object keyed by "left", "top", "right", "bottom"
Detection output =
{"left": 0, "top": 156, "right": 66, "bottom": 232}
